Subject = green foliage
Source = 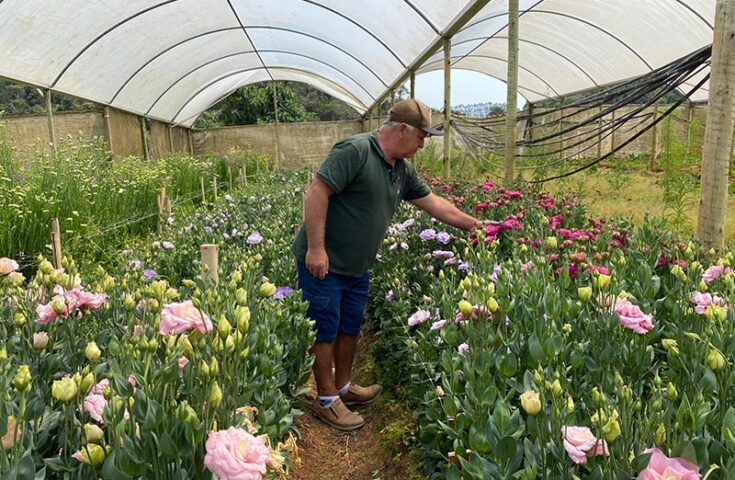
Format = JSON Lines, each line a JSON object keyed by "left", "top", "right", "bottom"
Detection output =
{"left": 0, "top": 79, "right": 97, "bottom": 115}
{"left": 658, "top": 114, "right": 699, "bottom": 232}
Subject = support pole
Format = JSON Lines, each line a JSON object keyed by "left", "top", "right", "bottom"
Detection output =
{"left": 443, "top": 37, "right": 452, "bottom": 180}
{"left": 140, "top": 117, "right": 149, "bottom": 160}
{"left": 649, "top": 102, "right": 659, "bottom": 171}
{"left": 51, "top": 218, "right": 62, "bottom": 270}
{"left": 44, "top": 90, "right": 57, "bottom": 155}
{"left": 410, "top": 71, "right": 416, "bottom": 99}
{"left": 200, "top": 176, "right": 206, "bottom": 204}
{"left": 271, "top": 81, "right": 282, "bottom": 170}
{"left": 200, "top": 244, "right": 219, "bottom": 285}
{"left": 104, "top": 106, "right": 114, "bottom": 160}
{"left": 168, "top": 125, "right": 175, "bottom": 154}
{"left": 610, "top": 109, "right": 616, "bottom": 155}
{"left": 686, "top": 102, "right": 695, "bottom": 156}
{"left": 390, "top": 88, "right": 396, "bottom": 106}
{"left": 596, "top": 105, "right": 603, "bottom": 161}
{"left": 188, "top": 129, "right": 195, "bottom": 156}
{"left": 504, "top": 0, "right": 519, "bottom": 185}
{"left": 697, "top": 0, "right": 735, "bottom": 249}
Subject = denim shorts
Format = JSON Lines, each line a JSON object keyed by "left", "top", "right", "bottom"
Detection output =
{"left": 296, "top": 261, "right": 370, "bottom": 342}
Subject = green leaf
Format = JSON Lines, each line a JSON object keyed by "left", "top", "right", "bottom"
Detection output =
{"left": 528, "top": 334, "right": 546, "bottom": 363}
{"left": 500, "top": 353, "right": 518, "bottom": 377}
{"left": 468, "top": 423, "right": 491, "bottom": 454}
{"left": 101, "top": 450, "right": 134, "bottom": 480}
{"left": 496, "top": 436, "right": 516, "bottom": 461}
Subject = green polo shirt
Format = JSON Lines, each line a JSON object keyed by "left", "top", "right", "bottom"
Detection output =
{"left": 292, "top": 130, "right": 430, "bottom": 277}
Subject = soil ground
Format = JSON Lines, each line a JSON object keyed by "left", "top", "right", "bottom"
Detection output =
{"left": 287, "top": 330, "right": 424, "bottom": 480}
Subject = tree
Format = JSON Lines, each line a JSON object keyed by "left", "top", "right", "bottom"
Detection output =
{"left": 203, "top": 83, "right": 316, "bottom": 127}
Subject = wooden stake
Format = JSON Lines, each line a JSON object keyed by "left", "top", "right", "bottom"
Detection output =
{"left": 212, "top": 177, "right": 218, "bottom": 202}
{"left": 649, "top": 102, "right": 659, "bottom": 171}
{"left": 168, "top": 125, "right": 175, "bottom": 154}
{"left": 410, "top": 70, "right": 416, "bottom": 99}
{"left": 44, "top": 90, "right": 57, "bottom": 155}
{"left": 200, "top": 244, "right": 219, "bottom": 285}
{"left": 271, "top": 81, "right": 282, "bottom": 170}
{"left": 686, "top": 102, "right": 695, "bottom": 155}
{"left": 200, "top": 176, "right": 206, "bottom": 204}
{"left": 104, "top": 106, "right": 114, "bottom": 160}
{"left": 228, "top": 166, "right": 233, "bottom": 191}
{"left": 188, "top": 129, "right": 194, "bottom": 156}
{"left": 596, "top": 105, "right": 603, "bottom": 161}
{"left": 156, "top": 186, "right": 166, "bottom": 235}
{"left": 140, "top": 117, "right": 149, "bottom": 160}
{"left": 443, "top": 37, "right": 452, "bottom": 180}
{"left": 504, "top": 0, "right": 519, "bottom": 185}
{"left": 51, "top": 218, "right": 63, "bottom": 270}
{"left": 697, "top": 0, "right": 735, "bottom": 249}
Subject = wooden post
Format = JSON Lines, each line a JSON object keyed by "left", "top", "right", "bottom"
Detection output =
{"left": 610, "top": 109, "right": 616, "bottom": 155}
{"left": 200, "top": 176, "right": 206, "bottom": 204}
{"left": 504, "top": 0, "right": 519, "bottom": 185}
{"left": 557, "top": 107, "right": 565, "bottom": 161}
{"left": 156, "top": 186, "right": 166, "bottom": 235}
{"left": 51, "top": 218, "right": 62, "bottom": 270}
{"left": 596, "top": 105, "right": 603, "bottom": 161}
{"left": 410, "top": 70, "right": 416, "bottom": 99}
{"left": 239, "top": 167, "right": 245, "bottom": 188}
{"left": 104, "top": 106, "right": 114, "bottom": 160}
{"left": 390, "top": 88, "right": 396, "bottom": 106}
{"left": 212, "top": 177, "right": 218, "bottom": 202}
{"left": 271, "top": 80, "right": 282, "bottom": 170}
{"left": 697, "top": 0, "right": 735, "bottom": 249}
{"left": 164, "top": 197, "right": 172, "bottom": 218}
{"left": 443, "top": 37, "right": 452, "bottom": 180}
{"left": 188, "top": 129, "right": 195, "bottom": 156}
{"left": 200, "top": 244, "right": 219, "bottom": 285}
{"left": 168, "top": 125, "right": 175, "bottom": 154}
{"left": 649, "top": 102, "right": 659, "bottom": 171}
{"left": 686, "top": 102, "right": 695, "bottom": 155}
{"left": 227, "top": 166, "right": 233, "bottom": 191}
{"left": 44, "top": 90, "right": 57, "bottom": 155}
{"left": 140, "top": 117, "right": 149, "bottom": 160}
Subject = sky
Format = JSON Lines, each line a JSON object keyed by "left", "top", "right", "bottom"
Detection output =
{"left": 404, "top": 69, "right": 526, "bottom": 109}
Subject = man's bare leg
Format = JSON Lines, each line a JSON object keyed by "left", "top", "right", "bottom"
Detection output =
{"left": 334, "top": 332, "right": 359, "bottom": 389}
{"left": 311, "top": 341, "right": 337, "bottom": 396}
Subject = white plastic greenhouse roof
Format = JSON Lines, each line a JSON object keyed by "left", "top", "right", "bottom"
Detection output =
{"left": 0, "top": 1, "right": 715, "bottom": 127}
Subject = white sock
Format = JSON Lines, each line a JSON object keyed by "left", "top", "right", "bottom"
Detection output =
{"left": 337, "top": 382, "right": 351, "bottom": 396}
{"left": 317, "top": 395, "right": 339, "bottom": 408}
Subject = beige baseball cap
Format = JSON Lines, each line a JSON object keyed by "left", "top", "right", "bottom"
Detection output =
{"left": 388, "top": 99, "right": 444, "bottom": 136}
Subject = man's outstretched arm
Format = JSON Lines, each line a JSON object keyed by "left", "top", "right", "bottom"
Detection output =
{"left": 304, "top": 178, "right": 334, "bottom": 279}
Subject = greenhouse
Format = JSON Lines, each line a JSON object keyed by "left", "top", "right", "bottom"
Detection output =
{"left": 0, "top": 0, "right": 734, "bottom": 478}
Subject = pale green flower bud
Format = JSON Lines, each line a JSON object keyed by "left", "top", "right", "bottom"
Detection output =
{"left": 13, "top": 365, "right": 32, "bottom": 392}
{"left": 602, "top": 415, "right": 621, "bottom": 443}
{"left": 259, "top": 282, "right": 276, "bottom": 298}
{"left": 578, "top": 287, "right": 592, "bottom": 302}
{"left": 123, "top": 294, "right": 136, "bottom": 311}
{"left": 236, "top": 306, "right": 250, "bottom": 333}
{"left": 662, "top": 339, "right": 680, "bottom": 356}
{"left": 217, "top": 316, "right": 231, "bottom": 339}
{"left": 567, "top": 395, "right": 575, "bottom": 413}
{"left": 486, "top": 297, "right": 499, "bottom": 313}
{"left": 209, "top": 357, "right": 219, "bottom": 376}
{"left": 707, "top": 348, "right": 727, "bottom": 371}
{"left": 72, "top": 444, "right": 107, "bottom": 466}
{"left": 209, "top": 382, "right": 223, "bottom": 407}
{"left": 235, "top": 288, "right": 248, "bottom": 306}
{"left": 83, "top": 424, "right": 104, "bottom": 444}
{"left": 33, "top": 332, "right": 49, "bottom": 351}
{"left": 458, "top": 300, "right": 473, "bottom": 316}
{"left": 52, "top": 377, "right": 78, "bottom": 402}
{"left": 14, "top": 313, "right": 26, "bottom": 327}
{"left": 85, "top": 342, "right": 101, "bottom": 363}
{"left": 594, "top": 274, "right": 611, "bottom": 290}
{"left": 655, "top": 423, "right": 666, "bottom": 446}
{"left": 551, "top": 379, "right": 563, "bottom": 398}
{"left": 520, "top": 390, "right": 541, "bottom": 416}
{"left": 667, "top": 383, "right": 677, "bottom": 402}
{"left": 545, "top": 237, "right": 557, "bottom": 249}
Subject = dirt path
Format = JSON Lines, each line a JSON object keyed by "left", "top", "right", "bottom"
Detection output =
{"left": 287, "top": 330, "right": 422, "bottom": 480}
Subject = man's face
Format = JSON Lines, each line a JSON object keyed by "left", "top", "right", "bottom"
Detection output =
{"left": 399, "top": 123, "right": 428, "bottom": 158}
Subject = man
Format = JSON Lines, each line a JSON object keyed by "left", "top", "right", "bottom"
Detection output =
{"left": 292, "top": 98, "right": 485, "bottom": 431}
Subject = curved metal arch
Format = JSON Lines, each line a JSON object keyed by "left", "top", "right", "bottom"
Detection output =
{"left": 460, "top": 0, "right": 544, "bottom": 33}
{"left": 225, "top": 0, "right": 273, "bottom": 82}
{"left": 51, "top": 0, "right": 180, "bottom": 88}
{"left": 402, "top": 0, "right": 440, "bottom": 34}
{"left": 299, "top": 0, "right": 406, "bottom": 67}
{"left": 244, "top": 25, "right": 390, "bottom": 87}
{"left": 450, "top": 36, "right": 599, "bottom": 87}
{"left": 521, "top": 10, "right": 653, "bottom": 70}
{"left": 145, "top": 49, "right": 376, "bottom": 116}
{"left": 672, "top": 0, "right": 713, "bottom": 30}
{"left": 110, "top": 27, "right": 243, "bottom": 103}
{"left": 170, "top": 66, "right": 365, "bottom": 123}
{"left": 458, "top": 54, "right": 560, "bottom": 96}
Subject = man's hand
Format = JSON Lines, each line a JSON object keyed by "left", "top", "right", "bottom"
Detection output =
{"left": 305, "top": 248, "right": 329, "bottom": 280}
{"left": 471, "top": 219, "right": 495, "bottom": 233}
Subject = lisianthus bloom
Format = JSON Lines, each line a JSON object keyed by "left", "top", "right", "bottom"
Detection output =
{"left": 702, "top": 264, "right": 730, "bottom": 283}
{"left": 690, "top": 291, "right": 726, "bottom": 315}
{"left": 272, "top": 286, "right": 293, "bottom": 300}
{"left": 2, "top": 416, "right": 21, "bottom": 449}
{"left": 436, "top": 232, "right": 451, "bottom": 244}
{"left": 561, "top": 426, "right": 609, "bottom": 464}
{"left": 160, "top": 300, "right": 213, "bottom": 335}
{"left": 419, "top": 228, "right": 437, "bottom": 241}
{"left": 408, "top": 310, "right": 430, "bottom": 326}
{"left": 637, "top": 447, "right": 700, "bottom": 479}
{"left": 615, "top": 299, "right": 654, "bottom": 334}
{"left": 520, "top": 390, "right": 541, "bottom": 415}
{"left": 246, "top": 232, "right": 263, "bottom": 245}
{"left": 204, "top": 428, "right": 270, "bottom": 480}
{"left": 178, "top": 355, "right": 189, "bottom": 376}
{"left": 458, "top": 342, "right": 469, "bottom": 356}
{"left": 0, "top": 257, "right": 19, "bottom": 275}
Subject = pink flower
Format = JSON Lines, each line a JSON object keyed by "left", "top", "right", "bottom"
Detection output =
{"left": 690, "top": 292, "right": 726, "bottom": 315}
{"left": 458, "top": 342, "right": 469, "bottom": 356}
{"left": 637, "top": 447, "right": 700, "bottom": 479}
{"left": 0, "top": 257, "right": 19, "bottom": 275}
{"left": 204, "top": 427, "right": 270, "bottom": 480}
{"left": 561, "top": 426, "right": 608, "bottom": 464}
{"left": 71, "top": 289, "right": 107, "bottom": 310}
{"left": 178, "top": 355, "right": 189, "bottom": 376}
{"left": 83, "top": 394, "right": 107, "bottom": 423}
{"left": 408, "top": 310, "right": 431, "bottom": 326}
{"left": 159, "top": 300, "right": 213, "bottom": 335}
{"left": 702, "top": 265, "right": 729, "bottom": 284}
{"left": 615, "top": 299, "right": 654, "bottom": 334}
{"left": 35, "top": 301, "right": 59, "bottom": 325}
{"left": 430, "top": 320, "right": 447, "bottom": 331}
